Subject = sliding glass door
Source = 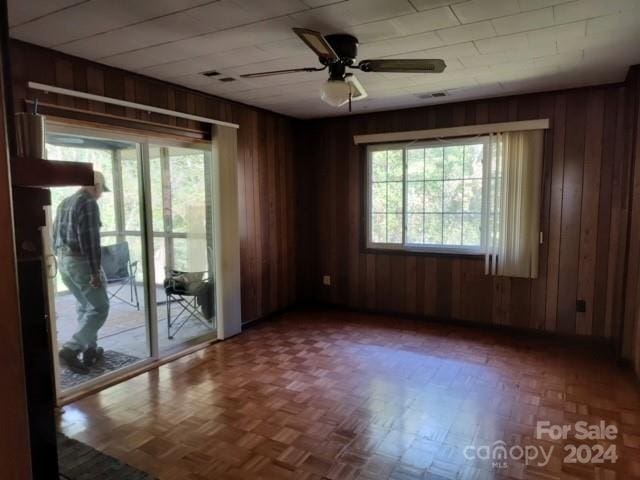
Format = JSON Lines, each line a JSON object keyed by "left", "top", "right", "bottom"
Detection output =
{"left": 44, "top": 122, "right": 216, "bottom": 399}
{"left": 148, "top": 144, "right": 216, "bottom": 354}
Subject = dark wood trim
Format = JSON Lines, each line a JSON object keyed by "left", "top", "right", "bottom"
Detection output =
{"left": 11, "top": 157, "right": 93, "bottom": 187}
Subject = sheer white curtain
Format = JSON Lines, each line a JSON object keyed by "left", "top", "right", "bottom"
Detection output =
{"left": 484, "top": 130, "right": 544, "bottom": 279}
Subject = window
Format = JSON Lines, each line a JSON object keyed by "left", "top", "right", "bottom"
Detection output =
{"left": 367, "top": 137, "right": 488, "bottom": 254}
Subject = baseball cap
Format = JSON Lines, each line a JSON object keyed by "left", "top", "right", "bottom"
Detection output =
{"left": 94, "top": 171, "right": 110, "bottom": 192}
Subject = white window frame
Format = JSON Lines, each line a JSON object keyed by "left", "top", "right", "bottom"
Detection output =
{"left": 366, "top": 136, "right": 489, "bottom": 255}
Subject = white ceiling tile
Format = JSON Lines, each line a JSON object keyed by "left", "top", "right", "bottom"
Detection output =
{"left": 257, "top": 37, "right": 314, "bottom": 58}
{"left": 357, "top": 32, "right": 442, "bottom": 59}
{"left": 459, "top": 42, "right": 557, "bottom": 68}
{"left": 403, "top": 77, "right": 476, "bottom": 94}
{"left": 11, "top": 0, "right": 218, "bottom": 45}
{"left": 409, "top": 0, "right": 468, "bottom": 10}
{"left": 102, "top": 17, "right": 298, "bottom": 69}
{"left": 554, "top": 0, "right": 639, "bottom": 24}
{"left": 58, "top": 12, "right": 214, "bottom": 59}
{"left": 390, "top": 7, "right": 460, "bottom": 36}
{"left": 364, "top": 32, "right": 444, "bottom": 58}
{"left": 583, "top": 44, "right": 640, "bottom": 67}
{"left": 9, "top": 0, "right": 640, "bottom": 118}
{"left": 517, "top": 0, "right": 573, "bottom": 10}
{"left": 459, "top": 51, "right": 512, "bottom": 67}
{"left": 525, "top": 21, "right": 585, "bottom": 47}
{"left": 422, "top": 41, "right": 479, "bottom": 58}
{"left": 436, "top": 21, "right": 496, "bottom": 44}
{"left": 8, "top": 0, "right": 82, "bottom": 27}
{"left": 290, "top": 0, "right": 416, "bottom": 30}
{"left": 139, "top": 46, "right": 280, "bottom": 79}
{"left": 349, "top": 20, "right": 402, "bottom": 43}
{"left": 11, "top": 0, "right": 149, "bottom": 45}
{"left": 184, "top": 0, "right": 307, "bottom": 31}
{"left": 587, "top": 10, "right": 640, "bottom": 35}
{"left": 558, "top": 26, "right": 640, "bottom": 53}
{"left": 491, "top": 8, "right": 554, "bottom": 35}
{"left": 475, "top": 33, "right": 528, "bottom": 53}
{"left": 300, "top": 0, "right": 345, "bottom": 7}
{"left": 451, "top": 0, "right": 521, "bottom": 23}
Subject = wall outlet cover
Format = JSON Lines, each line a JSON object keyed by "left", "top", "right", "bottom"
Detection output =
{"left": 322, "top": 275, "right": 331, "bottom": 286}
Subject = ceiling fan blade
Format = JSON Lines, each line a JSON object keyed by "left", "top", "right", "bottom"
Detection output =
{"left": 293, "top": 28, "right": 339, "bottom": 63}
{"left": 240, "top": 66, "right": 325, "bottom": 78}
{"left": 358, "top": 59, "right": 446, "bottom": 73}
{"left": 346, "top": 75, "right": 368, "bottom": 102}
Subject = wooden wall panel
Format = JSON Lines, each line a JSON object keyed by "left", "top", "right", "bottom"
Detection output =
{"left": 298, "top": 84, "right": 631, "bottom": 339}
{"left": 10, "top": 40, "right": 298, "bottom": 324}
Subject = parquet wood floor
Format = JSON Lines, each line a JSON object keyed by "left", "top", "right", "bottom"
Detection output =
{"left": 58, "top": 309, "right": 640, "bottom": 480}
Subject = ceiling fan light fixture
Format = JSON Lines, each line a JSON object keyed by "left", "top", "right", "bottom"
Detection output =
{"left": 320, "top": 79, "right": 352, "bottom": 107}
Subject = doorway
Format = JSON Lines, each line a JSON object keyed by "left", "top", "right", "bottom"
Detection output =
{"left": 44, "top": 122, "right": 216, "bottom": 400}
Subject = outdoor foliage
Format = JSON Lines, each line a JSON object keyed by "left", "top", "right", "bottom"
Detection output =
{"left": 370, "top": 142, "right": 485, "bottom": 248}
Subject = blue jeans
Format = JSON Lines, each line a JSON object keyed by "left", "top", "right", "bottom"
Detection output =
{"left": 59, "top": 255, "right": 110, "bottom": 353}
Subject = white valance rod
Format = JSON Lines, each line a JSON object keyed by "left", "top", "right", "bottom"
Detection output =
{"left": 353, "top": 119, "right": 549, "bottom": 145}
{"left": 28, "top": 81, "right": 240, "bottom": 129}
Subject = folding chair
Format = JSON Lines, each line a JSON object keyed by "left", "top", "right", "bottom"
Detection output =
{"left": 101, "top": 242, "right": 140, "bottom": 310}
{"left": 164, "top": 270, "right": 215, "bottom": 339}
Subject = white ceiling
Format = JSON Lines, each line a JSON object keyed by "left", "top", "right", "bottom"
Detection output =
{"left": 9, "top": 0, "right": 640, "bottom": 119}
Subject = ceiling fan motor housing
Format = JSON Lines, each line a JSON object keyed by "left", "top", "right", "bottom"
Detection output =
{"left": 324, "top": 34, "right": 359, "bottom": 65}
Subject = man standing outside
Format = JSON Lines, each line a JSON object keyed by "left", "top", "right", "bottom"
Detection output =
{"left": 54, "top": 171, "right": 110, "bottom": 374}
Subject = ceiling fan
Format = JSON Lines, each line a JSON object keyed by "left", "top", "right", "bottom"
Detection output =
{"left": 240, "top": 28, "right": 447, "bottom": 111}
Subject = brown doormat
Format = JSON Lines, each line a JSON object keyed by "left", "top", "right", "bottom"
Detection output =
{"left": 57, "top": 433, "right": 155, "bottom": 479}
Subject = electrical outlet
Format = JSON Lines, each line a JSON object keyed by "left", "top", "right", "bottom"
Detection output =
{"left": 322, "top": 275, "right": 331, "bottom": 286}
{"left": 576, "top": 300, "right": 586, "bottom": 313}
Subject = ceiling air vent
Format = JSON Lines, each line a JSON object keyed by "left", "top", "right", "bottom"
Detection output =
{"left": 415, "top": 91, "right": 448, "bottom": 99}
{"left": 201, "top": 70, "right": 220, "bottom": 77}
{"left": 219, "top": 77, "right": 236, "bottom": 82}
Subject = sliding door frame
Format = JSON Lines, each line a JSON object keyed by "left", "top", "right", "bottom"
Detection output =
{"left": 46, "top": 120, "right": 217, "bottom": 405}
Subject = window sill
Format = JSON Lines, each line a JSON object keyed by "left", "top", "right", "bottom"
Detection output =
{"left": 363, "top": 246, "right": 485, "bottom": 259}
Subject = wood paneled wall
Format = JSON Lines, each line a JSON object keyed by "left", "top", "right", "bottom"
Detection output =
{"left": 9, "top": 40, "right": 640, "bottom": 352}
{"left": 9, "top": 40, "right": 297, "bottom": 323}
{"left": 297, "top": 83, "right": 635, "bottom": 340}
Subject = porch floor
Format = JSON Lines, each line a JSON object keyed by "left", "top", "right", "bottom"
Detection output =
{"left": 55, "top": 285, "right": 215, "bottom": 388}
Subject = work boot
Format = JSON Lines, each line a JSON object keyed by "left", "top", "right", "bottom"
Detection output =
{"left": 59, "top": 347, "right": 89, "bottom": 374}
{"left": 83, "top": 346, "right": 104, "bottom": 367}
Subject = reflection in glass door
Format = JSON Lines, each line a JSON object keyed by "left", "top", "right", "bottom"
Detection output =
{"left": 46, "top": 132, "right": 151, "bottom": 394}
{"left": 148, "top": 144, "right": 216, "bottom": 354}
{"left": 44, "top": 124, "right": 217, "bottom": 399}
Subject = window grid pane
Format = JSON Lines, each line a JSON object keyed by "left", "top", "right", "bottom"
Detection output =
{"left": 370, "top": 141, "right": 485, "bottom": 250}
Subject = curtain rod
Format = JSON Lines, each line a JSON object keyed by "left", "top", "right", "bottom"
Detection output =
{"left": 353, "top": 119, "right": 549, "bottom": 145}
{"left": 28, "top": 81, "right": 239, "bottom": 129}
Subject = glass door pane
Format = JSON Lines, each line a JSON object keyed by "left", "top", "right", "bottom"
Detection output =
{"left": 148, "top": 144, "right": 216, "bottom": 353}
{"left": 45, "top": 130, "right": 151, "bottom": 394}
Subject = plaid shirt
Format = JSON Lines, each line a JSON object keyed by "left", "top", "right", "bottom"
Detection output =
{"left": 53, "top": 190, "right": 102, "bottom": 274}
